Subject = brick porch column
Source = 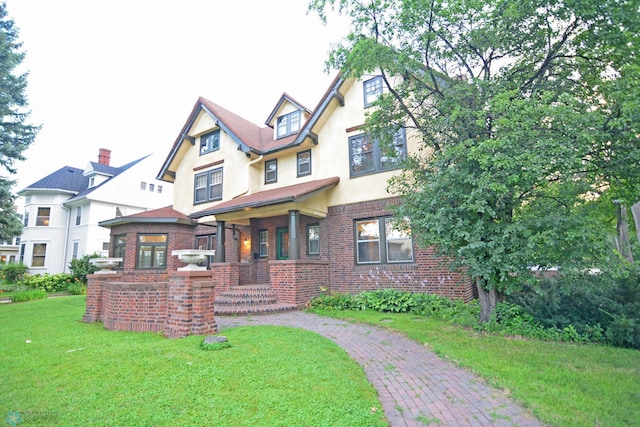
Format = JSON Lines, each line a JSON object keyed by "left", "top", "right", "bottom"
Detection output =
{"left": 83, "top": 272, "right": 123, "bottom": 323}
{"left": 164, "top": 270, "right": 216, "bottom": 338}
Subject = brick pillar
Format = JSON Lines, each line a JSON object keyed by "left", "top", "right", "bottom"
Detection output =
{"left": 209, "top": 262, "right": 240, "bottom": 297}
{"left": 164, "top": 270, "right": 216, "bottom": 338}
{"left": 83, "top": 272, "right": 122, "bottom": 323}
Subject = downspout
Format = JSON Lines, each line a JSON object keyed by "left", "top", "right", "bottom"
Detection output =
{"left": 232, "top": 155, "right": 263, "bottom": 199}
{"left": 61, "top": 204, "right": 72, "bottom": 273}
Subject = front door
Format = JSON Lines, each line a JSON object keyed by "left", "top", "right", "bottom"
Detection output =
{"left": 276, "top": 227, "right": 289, "bottom": 260}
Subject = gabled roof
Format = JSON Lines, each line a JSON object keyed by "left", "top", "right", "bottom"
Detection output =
{"left": 85, "top": 161, "right": 120, "bottom": 177}
{"left": 191, "top": 176, "right": 340, "bottom": 219}
{"left": 99, "top": 206, "right": 194, "bottom": 228}
{"left": 264, "top": 92, "right": 311, "bottom": 127}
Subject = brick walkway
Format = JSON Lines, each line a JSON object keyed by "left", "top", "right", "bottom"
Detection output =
{"left": 217, "top": 312, "right": 545, "bottom": 427}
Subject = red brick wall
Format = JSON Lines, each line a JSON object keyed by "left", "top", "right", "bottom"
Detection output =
{"left": 101, "top": 280, "right": 168, "bottom": 333}
{"left": 270, "top": 260, "right": 329, "bottom": 307}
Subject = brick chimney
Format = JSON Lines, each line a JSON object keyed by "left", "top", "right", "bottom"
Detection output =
{"left": 98, "top": 148, "right": 111, "bottom": 166}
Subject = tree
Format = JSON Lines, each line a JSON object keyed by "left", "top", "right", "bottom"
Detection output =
{"left": 0, "top": 3, "right": 39, "bottom": 242}
{"left": 310, "top": 0, "right": 640, "bottom": 321}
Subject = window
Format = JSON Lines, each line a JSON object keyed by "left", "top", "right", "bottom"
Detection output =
{"left": 355, "top": 217, "right": 413, "bottom": 264}
{"left": 32, "top": 243, "right": 47, "bottom": 267}
{"left": 194, "top": 168, "right": 223, "bottom": 204}
{"left": 114, "top": 234, "right": 127, "bottom": 260}
{"left": 276, "top": 111, "right": 301, "bottom": 138}
{"left": 265, "top": 159, "right": 277, "bottom": 183}
{"left": 308, "top": 224, "right": 320, "bottom": 255}
{"left": 157, "top": 185, "right": 163, "bottom": 194}
{"left": 259, "top": 230, "right": 268, "bottom": 257}
{"left": 200, "top": 130, "right": 220, "bottom": 154}
{"left": 89, "top": 176, "right": 95, "bottom": 187}
{"left": 136, "top": 234, "right": 167, "bottom": 269}
{"left": 349, "top": 128, "right": 406, "bottom": 177}
{"left": 297, "top": 150, "right": 311, "bottom": 176}
{"left": 36, "top": 207, "right": 50, "bottom": 226}
{"left": 75, "top": 206, "right": 82, "bottom": 226}
{"left": 149, "top": 183, "right": 155, "bottom": 192}
{"left": 23, "top": 212, "right": 29, "bottom": 227}
{"left": 140, "top": 182, "right": 147, "bottom": 190}
{"left": 72, "top": 242, "right": 79, "bottom": 260}
{"left": 19, "top": 243, "right": 25, "bottom": 264}
{"left": 364, "top": 76, "right": 383, "bottom": 107}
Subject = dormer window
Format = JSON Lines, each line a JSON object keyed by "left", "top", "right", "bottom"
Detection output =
{"left": 88, "top": 176, "right": 95, "bottom": 187}
{"left": 200, "top": 130, "right": 220, "bottom": 155}
{"left": 276, "top": 111, "right": 300, "bottom": 139}
{"left": 364, "top": 76, "right": 383, "bottom": 107}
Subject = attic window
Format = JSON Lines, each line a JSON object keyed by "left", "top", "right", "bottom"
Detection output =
{"left": 88, "top": 176, "right": 95, "bottom": 187}
{"left": 276, "top": 111, "right": 300, "bottom": 139}
{"left": 364, "top": 76, "right": 383, "bottom": 107}
{"left": 200, "top": 130, "right": 220, "bottom": 155}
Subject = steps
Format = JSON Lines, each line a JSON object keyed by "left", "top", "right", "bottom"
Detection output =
{"left": 215, "top": 284, "right": 297, "bottom": 316}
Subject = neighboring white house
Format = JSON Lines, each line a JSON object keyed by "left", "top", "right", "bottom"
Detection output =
{"left": 17, "top": 149, "right": 173, "bottom": 274}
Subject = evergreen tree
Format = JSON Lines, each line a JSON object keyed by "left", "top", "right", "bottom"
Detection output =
{"left": 0, "top": 2, "right": 39, "bottom": 242}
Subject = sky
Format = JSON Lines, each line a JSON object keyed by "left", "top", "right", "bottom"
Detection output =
{"left": 4, "top": 0, "right": 350, "bottom": 194}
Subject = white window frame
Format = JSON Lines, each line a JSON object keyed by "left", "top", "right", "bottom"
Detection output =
{"left": 276, "top": 111, "right": 301, "bottom": 138}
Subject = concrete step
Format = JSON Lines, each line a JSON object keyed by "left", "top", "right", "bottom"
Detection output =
{"left": 215, "top": 295, "right": 278, "bottom": 306}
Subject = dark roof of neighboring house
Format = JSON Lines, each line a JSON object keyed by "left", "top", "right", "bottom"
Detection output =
{"left": 99, "top": 206, "right": 194, "bottom": 228}
{"left": 191, "top": 176, "right": 340, "bottom": 218}
{"left": 19, "top": 166, "right": 89, "bottom": 194}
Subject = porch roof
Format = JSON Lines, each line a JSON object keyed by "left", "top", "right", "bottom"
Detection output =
{"left": 190, "top": 176, "right": 340, "bottom": 221}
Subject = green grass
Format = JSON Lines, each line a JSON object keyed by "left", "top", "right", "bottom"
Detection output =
{"left": 311, "top": 309, "right": 640, "bottom": 427}
{"left": 0, "top": 297, "right": 386, "bottom": 426}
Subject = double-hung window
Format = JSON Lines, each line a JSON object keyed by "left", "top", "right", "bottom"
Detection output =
{"left": 259, "top": 230, "right": 268, "bottom": 257}
{"left": 36, "top": 207, "right": 51, "bottom": 226}
{"left": 307, "top": 224, "right": 320, "bottom": 255}
{"left": 32, "top": 243, "right": 47, "bottom": 267}
{"left": 265, "top": 159, "right": 277, "bottom": 183}
{"left": 200, "top": 130, "right": 220, "bottom": 154}
{"left": 194, "top": 168, "right": 223, "bottom": 204}
{"left": 363, "top": 76, "right": 383, "bottom": 107}
{"left": 355, "top": 217, "right": 413, "bottom": 264}
{"left": 349, "top": 128, "right": 406, "bottom": 177}
{"left": 297, "top": 150, "right": 311, "bottom": 176}
{"left": 136, "top": 234, "right": 168, "bottom": 269}
{"left": 75, "top": 206, "right": 82, "bottom": 226}
{"left": 276, "top": 111, "right": 301, "bottom": 138}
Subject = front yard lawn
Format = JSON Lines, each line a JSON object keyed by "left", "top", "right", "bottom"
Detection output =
{"left": 0, "top": 297, "right": 385, "bottom": 426}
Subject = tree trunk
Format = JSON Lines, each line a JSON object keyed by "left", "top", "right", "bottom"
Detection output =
{"left": 631, "top": 202, "right": 640, "bottom": 246}
{"left": 475, "top": 277, "right": 504, "bottom": 323}
{"left": 616, "top": 203, "right": 633, "bottom": 262}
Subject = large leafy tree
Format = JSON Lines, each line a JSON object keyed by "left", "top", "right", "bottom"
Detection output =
{"left": 0, "top": 3, "right": 39, "bottom": 242}
{"left": 310, "top": 0, "right": 640, "bottom": 320}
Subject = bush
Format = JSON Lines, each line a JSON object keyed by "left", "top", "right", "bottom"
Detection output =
{"left": 23, "top": 273, "right": 74, "bottom": 293}
{"left": 69, "top": 254, "right": 100, "bottom": 284}
{"left": 11, "top": 289, "right": 47, "bottom": 303}
{"left": 66, "top": 280, "right": 87, "bottom": 295}
{"left": 1, "top": 263, "right": 28, "bottom": 283}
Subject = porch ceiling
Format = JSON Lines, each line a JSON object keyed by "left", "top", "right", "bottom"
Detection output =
{"left": 191, "top": 176, "right": 339, "bottom": 223}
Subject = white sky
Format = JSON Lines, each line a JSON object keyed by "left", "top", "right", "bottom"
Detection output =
{"left": 4, "top": 0, "right": 349, "bottom": 193}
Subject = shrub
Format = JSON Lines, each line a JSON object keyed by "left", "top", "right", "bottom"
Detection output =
{"left": 23, "top": 273, "right": 74, "bottom": 293}
{"left": 69, "top": 254, "right": 100, "bottom": 284}
{"left": 1, "top": 263, "right": 28, "bottom": 283}
{"left": 307, "top": 292, "right": 359, "bottom": 310}
{"left": 359, "top": 289, "right": 416, "bottom": 313}
{"left": 10, "top": 289, "right": 47, "bottom": 303}
{"left": 66, "top": 280, "right": 87, "bottom": 295}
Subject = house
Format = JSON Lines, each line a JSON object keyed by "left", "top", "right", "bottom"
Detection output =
{"left": 17, "top": 149, "right": 173, "bottom": 274}
{"left": 96, "top": 73, "right": 473, "bottom": 317}
{"left": 0, "top": 236, "right": 20, "bottom": 265}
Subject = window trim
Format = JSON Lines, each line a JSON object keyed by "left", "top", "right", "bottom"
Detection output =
{"left": 349, "top": 128, "right": 406, "bottom": 178}
{"left": 135, "top": 233, "right": 168, "bottom": 269}
{"left": 363, "top": 76, "right": 383, "bottom": 107}
{"left": 354, "top": 217, "right": 413, "bottom": 265}
{"left": 276, "top": 110, "right": 301, "bottom": 139}
{"left": 297, "top": 150, "right": 312, "bottom": 177}
{"left": 265, "top": 159, "right": 278, "bottom": 184}
{"left": 194, "top": 167, "right": 223, "bottom": 204}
